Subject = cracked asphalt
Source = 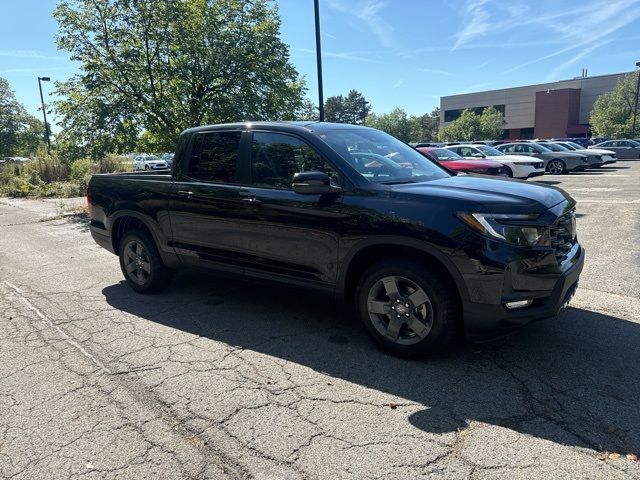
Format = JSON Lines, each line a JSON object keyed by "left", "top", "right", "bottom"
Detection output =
{"left": 1, "top": 161, "right": 639, "bottom": 479}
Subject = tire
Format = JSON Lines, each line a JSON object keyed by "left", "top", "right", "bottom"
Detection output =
{"left": 355, "top": 259, "right": 459, "bottom": 358}
{"left": 144, "top": 165, "right": 150, "bottom": 171}
{"left": 503, "top": 166, "right": 513, "bottom": 178}
{"left": 546, "top": 159, "right": 566, "bottom": 175}
{"left": 118, "top": 229, "right": 173, "bottom": 294}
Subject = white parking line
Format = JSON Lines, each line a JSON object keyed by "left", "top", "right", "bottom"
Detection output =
{"left": 2, "top": 281, "right": 112, "bottom": 374}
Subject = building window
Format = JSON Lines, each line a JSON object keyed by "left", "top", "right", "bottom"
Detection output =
{"left": 520, "top": 128, "right": 535, "bottom": 139}
{"left": 443, "top": 104, "right": 505, "bottom": 123}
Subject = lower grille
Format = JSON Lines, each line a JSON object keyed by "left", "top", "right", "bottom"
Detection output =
{"left": 550, "top": 210, "right": 576, "bottom": 262}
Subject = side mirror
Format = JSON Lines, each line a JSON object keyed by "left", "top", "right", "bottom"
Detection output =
{"left": 292, "top": 171, "right": 342, "bottom": 195}
{"left": 471, "top": 152, "right": 484, "bottom": 158}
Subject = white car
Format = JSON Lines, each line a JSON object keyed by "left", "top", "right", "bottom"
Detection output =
{"left": 134, "top": 155, "right": 168, "bottom": 171}
{"left": 554, "top": 141, "right": 617, "bottom": 165}
{"left": 444, "top": 144, "right": 545, "bottom": 179}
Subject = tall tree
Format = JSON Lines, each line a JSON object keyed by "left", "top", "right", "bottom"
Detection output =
{"left": 590, "top": 71, "right": 640, "bottom": 138}
{"left": 0, "top": 77, "right": 45, "bottom": 157}
{"left": 366, "top": 108, "right": 414, "bottom": 142}
{"left": 324, "top": 90, "right": 370, "bottom": 124}
{"left": 478, "top": 106, "right": 506, "bottom": 140}
{"left": 324, "top": 95, "right": 347, "bottom": 123}
{"left": 410, "top": 108, "right": 440, "bottom": 142}
{"left": 344, "top": 90, "right": 371, "bottom": 125}
{"left": 53, "top": 0, "right": 305, "bottom": 156}
{"left": 439, "top": 107, "right": 505, "bottom": 142}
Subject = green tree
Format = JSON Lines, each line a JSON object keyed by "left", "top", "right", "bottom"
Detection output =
{"left": 324, "top": 90, "right": 370, "bottom": 124}
{"left": 0, "top": 77, "right": 45, "bottom": 157}
{"left": 439, "top": 107, "right": 505, "bottom": 141}
{"left": 295, "top": 99, "right": 319, "bottom": 121}
{"left": 53, "top": 0, "right": 305, "bottom": 157}
{"left": 479, "top": 106, "right": 506, "bottom": 140}
{"left": 590, "top": 71, "right": 640, "bottom": 138}
{"left": 410, "top": 108, "right": 440, "bottom": 142}
{"left": 366, "top": 108, "right": 414, "bottom": 142}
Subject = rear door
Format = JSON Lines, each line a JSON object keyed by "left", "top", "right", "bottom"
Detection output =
{"left": 168, "top": 129, "right": 250, "bottom": 271}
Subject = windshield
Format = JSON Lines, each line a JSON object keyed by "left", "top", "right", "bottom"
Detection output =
{"left": 320, "top": 129, "right": 449, "bottom": 184}
{"left": 561, "top": 142, "right": 578, "bottom": 150}
{"left": 542, "top": 143, "right": 569, "bottom": 152}
{"left": 430, "top": 148, "right": 463, "bottom": 160}
{"left": 532, "top": 144, "right": 552, "bottom": 153}
{"left": 477, "top": 145, "right": 505, "bottom": 156}
{"left": 145, "top": 155, "right": 159, "bottom": 161}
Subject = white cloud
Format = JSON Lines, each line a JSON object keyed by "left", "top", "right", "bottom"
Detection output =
{"left": 452, "top": 0, "right": 491, "bottom": 50}
{"left": 325, "top": 0, "right": 394, "bottom": 47}
{"left": 421, "top": 68, "right": 454, "bottom": 76}
{"left": 392, "top": 78, "right": 405, "bottom": 89}
{"left": 292, "top": 47, "right": 377, "bottom": 63}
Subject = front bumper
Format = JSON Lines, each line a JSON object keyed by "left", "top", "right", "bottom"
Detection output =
{"left": 526, "top": 170, "right": 545, "bottom": 179}
{"left": 462, "top": 243, "right": 585, "bottom": 341}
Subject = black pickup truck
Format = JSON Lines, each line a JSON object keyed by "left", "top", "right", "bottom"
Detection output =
{"left": 88, "top": 122, "right": 584, "bottom": 356}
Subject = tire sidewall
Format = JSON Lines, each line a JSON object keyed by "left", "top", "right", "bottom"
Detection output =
{"left": 548, "top": 159, "right": 566, "bottom": 174}
{"left": 355, "top": 260, "right": 458, "bottom": 357}
{"left": 118, "top": 229, "right": 167, "bottom": 294}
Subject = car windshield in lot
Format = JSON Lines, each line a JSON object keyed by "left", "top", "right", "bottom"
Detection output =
{"left": 541, "top": 142, "right": 570, "bottom": 152}
{"left": 476, "top": 145, "right": 505, "bottom": 156}
{"left": 563, "top": 142, "right": 583, "bottom": 150}
{"left": 145, "top": 155, "right": 160, "bottom": 161}
{"left": 320, "top": 129, "right": 449, "bottom": 184}
{"left": 430, "top": 148, "right": 464, "bottom": 160}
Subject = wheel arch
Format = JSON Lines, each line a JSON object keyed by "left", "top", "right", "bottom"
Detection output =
{"left": 338, "top": 238, "right": 469, "bottom": 309}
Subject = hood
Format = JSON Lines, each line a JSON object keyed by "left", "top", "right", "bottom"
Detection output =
{"left": 489, "top": 154, "right": 541, "bottom": 163}
{"left": 389, "top": 175, "right": 572, "bottom": 212}
{"left": 579, "top": 148, "right": 614, "bottom": 155}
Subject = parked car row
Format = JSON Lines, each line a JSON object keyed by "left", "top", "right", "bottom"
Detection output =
{"left": 132, "top": 153, "right": 175, "bottom": 171}
{"left": 415, "top": 138, "right": 621, "bottom": 178}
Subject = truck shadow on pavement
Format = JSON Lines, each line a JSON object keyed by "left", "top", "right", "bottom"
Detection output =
{"left": 103, "top": 272, "right": 639, "bottom": 457}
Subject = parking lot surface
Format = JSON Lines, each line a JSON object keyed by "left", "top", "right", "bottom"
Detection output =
{"left": 1, "top": 162, "right": 639, "bottom": 479}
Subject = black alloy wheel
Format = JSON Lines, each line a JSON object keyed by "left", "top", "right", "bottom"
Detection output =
{"left": 355, "top": 259, "right": 458, "bottom": 357}
{"left": 547, "top": 159, "right": 566, "bottom": 175}
{"left": 118, "top": 229, "right": 172, "bottom": 293}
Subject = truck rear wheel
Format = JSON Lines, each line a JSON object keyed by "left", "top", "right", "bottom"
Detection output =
{"left": 355, "top": 259, "right": 459, "bottom": 357}
{"left": 118, "top": 229, "right": 172, "bottom": 293}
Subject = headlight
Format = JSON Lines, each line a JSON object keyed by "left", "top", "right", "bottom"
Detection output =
{"left": 456, "top": 212, "right": 550, "bottom": 246}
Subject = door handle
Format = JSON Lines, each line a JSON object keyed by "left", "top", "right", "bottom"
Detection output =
{"left": 177, "top": 190, "right": 194, "bottom": 197}
{"left": 240, "top": 197, "right": 262, "bottom": 205}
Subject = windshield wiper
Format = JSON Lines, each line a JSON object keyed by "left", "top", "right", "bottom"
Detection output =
{"left": 380, "top": 179, "right": 417, "bottom": 185}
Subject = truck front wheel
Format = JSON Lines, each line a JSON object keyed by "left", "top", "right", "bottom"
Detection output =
{"left": 355, "top": 259, "right": 459, "bottom": 357}
{"left": 118, "top": 229, "right": 172, "bottom": 293}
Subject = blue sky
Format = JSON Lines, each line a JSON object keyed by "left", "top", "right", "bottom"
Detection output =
{"left": 2, "top": 0, "right": 640, "bottom": 129}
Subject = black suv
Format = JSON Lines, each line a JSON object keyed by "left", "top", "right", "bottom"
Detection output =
{"left": 88, "top": 122, "right": 584, "bottom": 357}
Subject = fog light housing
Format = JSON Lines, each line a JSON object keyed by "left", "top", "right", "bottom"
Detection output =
{"left": 504, "top": 300, "right": 533, "bottom": 310}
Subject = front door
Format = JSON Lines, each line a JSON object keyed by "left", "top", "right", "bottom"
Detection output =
{"left": 232, "top": 130, "right": 349, "bottom": 287}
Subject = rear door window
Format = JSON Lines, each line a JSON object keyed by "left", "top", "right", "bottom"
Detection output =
{"left": 187, "top": 131, "right": 242, "bottom": 183}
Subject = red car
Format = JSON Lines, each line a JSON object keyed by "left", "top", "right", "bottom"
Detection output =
{"left": 417, "top": 147, "right": 508, "bottom": 176}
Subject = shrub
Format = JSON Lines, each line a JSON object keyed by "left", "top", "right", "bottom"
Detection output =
{"left": 70, "top": 158, "right": 93, "bottom": 190}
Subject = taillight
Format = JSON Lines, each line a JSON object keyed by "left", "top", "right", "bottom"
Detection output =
{"left": 86, "top": 186, "right": 93, "bottom": 218}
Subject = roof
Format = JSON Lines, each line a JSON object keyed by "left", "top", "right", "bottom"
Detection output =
{"left": 181, "top": 121, "right": 370, "bottom": 136}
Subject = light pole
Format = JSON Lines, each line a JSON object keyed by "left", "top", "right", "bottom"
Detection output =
{"left": 632, "top": 61, "right": 640, "bottom": 138}
{"left": 314, "top": 0, "right": 324, "bottom": 121}
{"left": 37, "top": 76, "right": 51, "bottom": 154}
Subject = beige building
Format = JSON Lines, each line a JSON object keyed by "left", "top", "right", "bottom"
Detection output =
{"left": 440, "top": 72, "right": 630, "bottom": 139}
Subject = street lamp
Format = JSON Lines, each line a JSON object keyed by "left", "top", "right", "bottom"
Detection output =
{"left": 314, "top": 0, "right": 324, "bottom": 121}
{"left": 632, "top": 61, "right": 640, "bottom": 138}
{"left": 37, "top": 76, "right": 51, "bottom": 154}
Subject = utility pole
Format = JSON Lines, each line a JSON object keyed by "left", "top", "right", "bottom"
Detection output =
{"left": 632, "top": 62, "right": 640, "bottom": 137}
{"left": 314, "top": 0, "right": 325, "bottom": 122}
{"left": 37, "top": 76, "right": 51, "bottom": 154}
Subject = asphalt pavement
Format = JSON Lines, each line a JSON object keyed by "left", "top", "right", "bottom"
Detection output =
{"left": 1, "top": 162, "right": 639, "bottom": 479}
